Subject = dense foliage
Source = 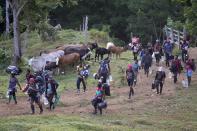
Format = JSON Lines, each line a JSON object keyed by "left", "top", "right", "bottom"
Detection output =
{"left": 0, "top": 0, "right": 196, "bottom": 44}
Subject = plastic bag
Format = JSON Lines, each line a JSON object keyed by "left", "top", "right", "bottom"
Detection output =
{"left": 168, "top": 72, "right": 173, "bottom": 79}
{"left": 41, "top": 94, "right": 49, "bottom": 105}
{"left": 182, "top": 79, "right": 188, "bottom": 88}
{"left": 109, "top": 75, "right": 113, "bottom": 82}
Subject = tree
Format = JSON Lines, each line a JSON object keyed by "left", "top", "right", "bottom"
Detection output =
{"left": 5, "top": 0, "right": 10, "bottom": 36}
{"left": 8, "top": 0, "right": 28, "bottom": 65}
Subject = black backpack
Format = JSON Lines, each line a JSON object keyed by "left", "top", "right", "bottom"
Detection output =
{"left": 127, "top": 70, "right": 134, "bottom": 79}
{"left": 156, "top": 71, "right": 165, "bottom": 81}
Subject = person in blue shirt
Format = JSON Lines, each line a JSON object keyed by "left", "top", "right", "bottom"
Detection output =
{"left": 132, "top": 60, "right": 140, "bottom": 86}
{"left": 163, "top": 39, "right": 173, "bottom": 67}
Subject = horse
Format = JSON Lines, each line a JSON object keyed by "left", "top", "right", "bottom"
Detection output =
{"left": 57, "top": 53, "right": 80, "bottom": 74}
{"left": 61, "top": 44, "right": 92, "bottom": 60}
{"left": 95, "top": 47, "right": 110, "bottom": 61}
{"left": 108, "top": 46, "right": 128, "bottom": 59}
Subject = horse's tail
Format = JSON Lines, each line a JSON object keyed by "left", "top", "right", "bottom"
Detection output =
{"left": 106, "top": 42, "right": 115, "bottom": 49}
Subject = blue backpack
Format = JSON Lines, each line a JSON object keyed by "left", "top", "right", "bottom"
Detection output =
{"left": 100, "top": 61, "right": 109, "bottom": 74}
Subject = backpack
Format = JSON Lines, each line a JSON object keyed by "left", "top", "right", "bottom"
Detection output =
{"left": 127, "top": 69, "right": 134, "bottom": 80}
{"left": 170, "top": 62, "right": 177, "bottom": 73}
{"left": 191, "top": 62, "right": 196, "bottom": 71}
{"left": 100, "top": 61, "right": 109, "bottom": 74}
{"left": 156, "top": 71, "right": 164, "bottom": 81}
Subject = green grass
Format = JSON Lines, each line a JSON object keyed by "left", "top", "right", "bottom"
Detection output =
{"left": 0, "top": 29, "right": 197, "bottom": 130}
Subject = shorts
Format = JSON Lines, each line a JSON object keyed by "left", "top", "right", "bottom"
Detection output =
{"left": 127, "top": 79, "right": 134, "bottom": 87}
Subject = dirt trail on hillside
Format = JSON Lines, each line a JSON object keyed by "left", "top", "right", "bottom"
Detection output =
{"left": 0, "top": 48, "right": 196, "bottom": 117}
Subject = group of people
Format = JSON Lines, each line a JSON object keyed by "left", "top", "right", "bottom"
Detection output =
{"left": 7, "top": 69, "right": 59, "bottom": 114}
{"left": 127, "top": 38, "right": 196, "bottom": 98}
{"left": 6, "top": 37, "right": 196, "bottom": 115}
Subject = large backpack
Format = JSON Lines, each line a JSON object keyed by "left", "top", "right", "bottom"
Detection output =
{"left": 127, "top": 69, "right": 134, "bottom": 80}
{"left": 100, "top": 60, "right": 109, "bottom": 74}
{"left": 156, "top": 71, "right": 165, "bottom": 81}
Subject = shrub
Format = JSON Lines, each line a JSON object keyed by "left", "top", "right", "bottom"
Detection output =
{"left": 0, "top": 47, "right": 11, "bottom": 69}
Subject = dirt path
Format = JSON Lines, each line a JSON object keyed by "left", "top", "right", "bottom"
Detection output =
{"left": 0, "top": 48, "right": 196, "bottom": 117}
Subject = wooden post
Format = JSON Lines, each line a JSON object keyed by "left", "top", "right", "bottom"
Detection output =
{"left": 84, "top": 16, "right": 88, "bottom": 44}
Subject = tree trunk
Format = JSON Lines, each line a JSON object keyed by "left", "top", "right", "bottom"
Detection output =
{"left": 12, "top": 0, "right": 21, "bottom": 65}
{"left": 5, "top": 0, "right": 10, "bottom": 36}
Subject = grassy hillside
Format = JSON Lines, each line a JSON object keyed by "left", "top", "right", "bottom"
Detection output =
{"left": 0, "top": 30, "right": 197, "bottom": 131}
{"left": 0, "top": 82, "right": 196, "bottom": 130}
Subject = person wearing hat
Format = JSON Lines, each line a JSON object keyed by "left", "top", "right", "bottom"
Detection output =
{"left": 45, "top": 76, "right": 59, "bottom": 110}
{"left": 126, "top": 64, "right": 135, "bottom": 99}
{"left": 23, "top": 78, "right": 43, "bottom": 114}
{"left": 154, "top": 66, "right": 166, "bottom": 94}
{"left": 7, "top": 72, "right": 22, "bottom": 104}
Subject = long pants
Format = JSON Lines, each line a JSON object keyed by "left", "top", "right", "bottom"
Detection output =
{"left": 47, "top": 93, "right": 55, "bottom": 110}
{"left": 155, "top": 53, "right": 161, "bottom": 65}
{"left": 133, "top": 52, "right": 138, "bottom": 61}
{"left": 100, "top": 73, "right": 108, "bottom": 83}
{"left": 29, "top": 94, "right": 43, "bottom": 114}
{"left": 156, "top": 81, "right": 163, "bottom": 94}
{"left": 187, "top": 76, "right": 191, "bottom": 86}
{"left": 144, "top": 64, "right": 150, "bottom": 77}
{"left": 173, "top": 72, "right": 178, "bottom": 83}
{"left": 165, "top": 53, "right": 170, "bottom": 67}
{"left": 77, "top": 77, "right": 86, "bottom": 92}
{"left": 8, "top": 91, "right": 17, "bottom": 104}
{"left": 182, "top": 50, "right": 188, "bottom": 63}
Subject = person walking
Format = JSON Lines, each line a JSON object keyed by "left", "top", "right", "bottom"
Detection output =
{"left": 141, "top": 51, "right": 152, "bottom": 77}
{"left": 45, "top": 76, "right": 59, "bottom": 110}
{"left": 76, "top": 63, "right": 87, "bottom": 93}
{"left": 92, "top": 82, "right": 104, "bottom": 115}
{"left": 163, "top": 38, "right": 173, "bottom": 67}
{"left": 154, "top": 67, "right": 166, "bottom": 94}
{"left": 170, "top": 56, "right": 182, "bottom": 83}
{"left": 7, "top": 72, "right": 22, "bottom": 104}
{"left": 23, "top": 78, "right": 43, "bottom": 114}
{"left": 126, "top": 64, "right": 135, "bottom": 99}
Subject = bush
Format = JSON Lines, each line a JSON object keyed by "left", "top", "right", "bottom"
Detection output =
{"left": 38, "top": 21, "right": 59, "bottom": 42}
{"left": 89, "top": 29, "right": 110, "bottom": 44}
{"left": 0, "top": 47, "right": 11, "bottom": 69}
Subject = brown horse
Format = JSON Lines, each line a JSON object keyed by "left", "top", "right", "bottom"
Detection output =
{"left": 108, "top": 46, "right": 127, "bottom": 59}
{"left": 57, "top": 53, "right": 80, "bottom": 74}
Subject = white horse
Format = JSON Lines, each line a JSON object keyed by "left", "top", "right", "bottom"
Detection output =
{"left": 106, "top": 42, "right": 115, "bottom": 49}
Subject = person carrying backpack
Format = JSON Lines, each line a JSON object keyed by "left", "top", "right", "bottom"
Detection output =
{"left": 126, "top": 64, "right": 135, "bottom": 99}
{"left": 23, "top": 78, "right": 43, "bottom": 114}
{"left": 154, "top": 66, "right": 166, "bottom": 94}
{"left": 7, "top": 72, "right": 22, "bottom": 104}
{"left": 92, "top": 82, "right": 105, "bottom": 115}
{"left": 170, "top": 56, "right": 182, "bottom": 83}
{"left": 45, "top": 76, "right": 59, "bottom": 110}
{"left": 98, "top": 57, "right": 110, "bottom": 83}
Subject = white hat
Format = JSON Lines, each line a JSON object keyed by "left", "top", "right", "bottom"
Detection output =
{"left": 158, "top": 66, "right": 163, "bottom": 71}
